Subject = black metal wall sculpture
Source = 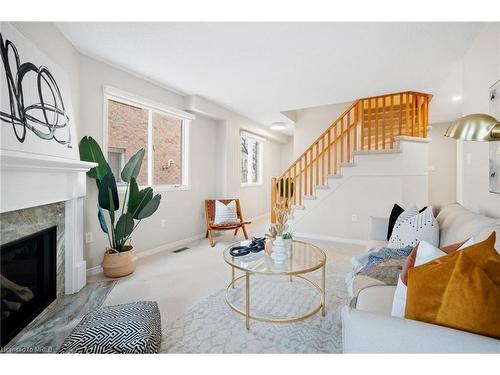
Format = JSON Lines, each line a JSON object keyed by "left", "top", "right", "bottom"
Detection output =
{"left": 0, "top": 32, "right": 71, "bottom": 147}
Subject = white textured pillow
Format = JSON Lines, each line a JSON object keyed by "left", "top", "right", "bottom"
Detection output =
{"left": 394, "top": 203, "right": 419, "bottom": 228}
{"left": 390, "top": 238, "right": 474, "bottom": 318}
{"left": 213, "top": 200, "right": 239, "bottom": 224}
{"left": 388, "top": 206, "right": 438, "bottom": 248}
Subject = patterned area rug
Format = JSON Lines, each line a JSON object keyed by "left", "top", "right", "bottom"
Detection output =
{"left": 162, "top": 247, "right": 353, "bottom": 353}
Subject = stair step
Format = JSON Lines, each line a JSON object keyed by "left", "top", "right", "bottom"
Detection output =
{"left": 339, "top": 162, "right": 355, "bottom": 167}
{"left": 303, "top": 195, "right": 316, "bottom": 200}
{"left": 291, "top": 205, "right": 305, "bottom": 210}
{"left": 353, "top": 149, "right": 401, "bottom": 155}
{"left": 315, "top": 185, "right": 330, "bottom": 190}
{"left": 327, "top": 174, "right": 342, "bottom": 179}
{"left": 394, "top": 135, "right": 431, "bottom": 143}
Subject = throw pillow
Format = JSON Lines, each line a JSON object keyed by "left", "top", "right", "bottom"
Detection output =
{"left": 387, "top": 204, "right": 405, "bottom": 240}
{"left": 213, "top": 200, "right": 239, "bottom": 224}
{"left": 405, "top": 232, "right": 500, "bottom": 339}
{"left": 391, "top": 238, "right": 473, "bottom": 318}
{"left": 393, "top": 203, "right": 419, "bottom": 229}
{"left": 386, "top": 204, "right": 428, "bottom": 241}
{"left": 388, "top": 206, "right": 438, "bottom": 249}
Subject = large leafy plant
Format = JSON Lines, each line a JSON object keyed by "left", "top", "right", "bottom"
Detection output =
{"left": 79, "top": 136, "right": 162, "bottom": 252}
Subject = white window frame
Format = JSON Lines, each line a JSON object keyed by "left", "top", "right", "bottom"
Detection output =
{"left": 240, "top": 131, "right": 265, "bottom": 187}
{"left": 103, "top": 86, "right": 194, "bottom": 192}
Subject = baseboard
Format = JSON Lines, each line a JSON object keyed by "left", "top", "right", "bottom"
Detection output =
{"left": 86, "top": 232, "right": 206, "bottom": 277}
{"left": 136, "top": 232, "right": 206, "bottom": 259}
{"left": 293, "top": 232, "right": 367, "bottom": 246}
{"left": 86, "top": 264, "right": 103, "bottom": 277}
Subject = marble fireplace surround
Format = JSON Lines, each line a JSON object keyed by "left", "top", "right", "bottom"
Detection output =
{"left": 0, "top": 149, "right": 96, "bottom": 294}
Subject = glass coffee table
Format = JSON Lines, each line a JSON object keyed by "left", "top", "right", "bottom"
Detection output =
{"left": 223, "top": 239, "right": 326, "bottom": 329}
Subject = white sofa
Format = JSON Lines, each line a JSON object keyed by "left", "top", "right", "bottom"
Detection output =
{"left": 341, "top": 203, "right": 500, "bottom": 353}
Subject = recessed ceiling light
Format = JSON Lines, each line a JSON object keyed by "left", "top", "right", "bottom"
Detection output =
{"left": 270, "top": 122, "right": 286, "bottom": 131}
{"left": 451, "top": 95, "right": 462, "bottom": 102}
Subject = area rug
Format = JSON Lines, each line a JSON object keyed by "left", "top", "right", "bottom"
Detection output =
{"left": 162, "top": 246, "right": 354, "bottom": 353}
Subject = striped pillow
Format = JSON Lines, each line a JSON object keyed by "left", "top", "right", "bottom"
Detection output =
{"left": 214, "top": 200, "right": 239, "bottom": 224}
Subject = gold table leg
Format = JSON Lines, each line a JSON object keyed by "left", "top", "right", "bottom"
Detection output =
{"left": 321, "top": 264, "right": 326, "bottom": 316}
{"left": 231, "top": 266, "right": 235, "bottom": 289}
{"left": 245, "top": 272, "right": 250, "bottom": 329}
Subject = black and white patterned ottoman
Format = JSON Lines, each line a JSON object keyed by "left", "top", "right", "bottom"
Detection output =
{"left": 59, "top": 301, "right": 161, "bottom": 354}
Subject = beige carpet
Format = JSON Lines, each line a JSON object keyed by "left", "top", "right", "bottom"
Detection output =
{"left": 90, "top": 216, "right": 364, "bottom": 352}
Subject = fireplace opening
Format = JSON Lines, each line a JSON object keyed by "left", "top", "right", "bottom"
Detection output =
{"left": 1, "top": 226, "right": 57, "bottom": 348}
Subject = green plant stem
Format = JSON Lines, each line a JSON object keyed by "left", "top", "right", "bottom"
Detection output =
{"left": 105, "top": 221, "right": 113, "bottom": 248}
{"left": 121, "top": 220, "right": 142, "bottom": 246}
{"left": 108, "top": 211, "right": 117, "bottom": 250}
{"left": 121, "top": 182, "right": 129, "bottom": 216}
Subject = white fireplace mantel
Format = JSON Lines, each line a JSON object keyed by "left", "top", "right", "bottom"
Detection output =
{"left": 1, "top": 149, "right": 97, "bottom": 294}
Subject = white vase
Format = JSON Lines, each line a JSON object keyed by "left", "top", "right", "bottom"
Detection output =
{"left": 271, "top": 236, "right": 287, "bottom": 264}
{"left": 283, "top": 238, "right": 292, "bottom": 250}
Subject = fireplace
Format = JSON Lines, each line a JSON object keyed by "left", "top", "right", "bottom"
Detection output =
{"left": 1, "top": 226, "right": 57, "bottom": 347}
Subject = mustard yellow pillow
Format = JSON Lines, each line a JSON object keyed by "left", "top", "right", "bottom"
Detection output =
{"left": 405, "top": 232, "right": 500, "bottom": 339}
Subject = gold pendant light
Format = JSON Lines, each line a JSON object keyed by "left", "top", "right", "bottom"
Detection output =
{"left": 445, "top": 113, "right": 500, "bottom": 141}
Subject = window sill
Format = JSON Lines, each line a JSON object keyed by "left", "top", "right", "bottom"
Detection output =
{"left": 241, "top": 183, "right": 263, "bottom": 188}
{"left": 118, "top": 184, "right": 190, "bottom": 193}
{"left": 155, "top": 185, "right": 190, "bottom": 192}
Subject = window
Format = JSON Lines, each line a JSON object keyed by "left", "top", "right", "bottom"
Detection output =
{"left": 107, "top": 147, "right": 126, "bottom": 183}
{"left": 240, "top": 132, "right": 263, "bottom": 185}
{"left": 104, "top": 87, "right": 193, "bottom": 189}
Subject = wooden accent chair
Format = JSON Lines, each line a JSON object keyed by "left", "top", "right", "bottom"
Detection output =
{"left": 204, "top": 199, "right": 251, "bottom": 247}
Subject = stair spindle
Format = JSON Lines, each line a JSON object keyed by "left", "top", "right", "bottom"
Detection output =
{"left": 390, "top": 95, "right": 394, "bottom": 148}
{"left": 399, "top": 93, "right": 403, "bottom": 136}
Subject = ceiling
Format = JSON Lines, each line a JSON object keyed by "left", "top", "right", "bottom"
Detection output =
{"left": 56, "top": 22, "right": 483, "bottom": 135}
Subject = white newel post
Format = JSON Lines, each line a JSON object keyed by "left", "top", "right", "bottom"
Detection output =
{"left": 65, "top": 197, "right": 87, "bottom": 294}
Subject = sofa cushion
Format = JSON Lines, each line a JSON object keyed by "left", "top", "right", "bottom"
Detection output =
{"left": 356, "top": 285, "right": 396, "bottom": 315}
{"left": 437, "top": 203, "right": 500, "bottom": 249}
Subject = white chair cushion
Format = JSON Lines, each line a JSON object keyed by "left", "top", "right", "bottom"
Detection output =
{"left": 213, "top": 200, "right": 239, "bottom": 224}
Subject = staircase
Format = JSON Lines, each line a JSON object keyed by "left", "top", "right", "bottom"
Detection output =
{"left": 271, "top": 91, "right": 432, "bottom": 223}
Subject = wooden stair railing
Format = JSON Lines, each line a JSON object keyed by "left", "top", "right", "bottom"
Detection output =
{"left": 271, "top": 91, "right": 432, "bottom": 223}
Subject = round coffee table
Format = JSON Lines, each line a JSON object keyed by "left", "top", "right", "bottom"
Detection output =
{"left": 223, "top": 239, "right": 326, "bottom": 329}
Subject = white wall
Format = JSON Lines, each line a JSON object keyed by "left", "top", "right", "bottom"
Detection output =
{"left": 77, "top": 56, "right": 218, "bottom": 269}
{"left": 280, "top": 136, "right": 294, "bottom": 171}
{"left": 185, "top": 95, "right": 286, "bottom": 220}
{"left": 10, "top": 22, "right": 81, "bottom": 139}
{"left": 291, "top": 101, "right": 352, "bottom": 158}
{"left": 291, "top": 139, "right": 430, "bottom": 241}
{"left": 428, "top": 122, "right": 457, "bottom": 209}
{"left": 459, "top": 23, "right": 500, "bottom": 218}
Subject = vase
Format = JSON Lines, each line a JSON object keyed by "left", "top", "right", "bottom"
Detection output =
{"left": 271, "top": 236, "right": 287, "bottom": 264}
{"left": 283, "top": 238, "right": 292, "bottom": 250}
{"left": 101, "top": 246, "right": 137, "bottom": 278}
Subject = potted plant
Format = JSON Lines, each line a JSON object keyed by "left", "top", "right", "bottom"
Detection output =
{"left": 79, "top": 136, "right": 162, "bottom": 278}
